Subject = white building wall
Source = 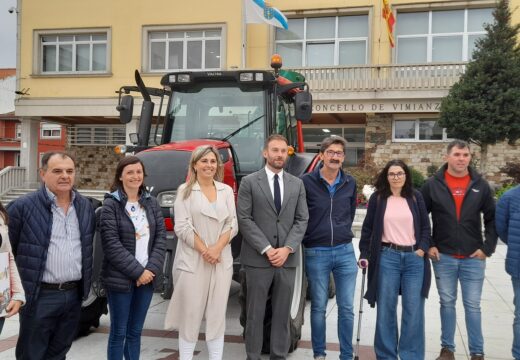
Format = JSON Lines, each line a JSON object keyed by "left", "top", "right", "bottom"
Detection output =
{"left": 0, "top": 76, "right": 15, "bottom": 114}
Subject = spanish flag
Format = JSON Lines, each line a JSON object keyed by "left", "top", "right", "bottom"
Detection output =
{"left": 382, "top": 0, "right": 395, "bottom": 47}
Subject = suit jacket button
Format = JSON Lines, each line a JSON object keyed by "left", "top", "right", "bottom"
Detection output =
{"left": 277, "top": 220, "right": 280, "bottom": 223}
{"left": 274, "top": 235, "right": 277, "bottom": 239}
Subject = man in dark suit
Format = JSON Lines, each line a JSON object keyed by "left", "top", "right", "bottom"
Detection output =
{"left": 238, "top": 134, "right": 309, "bottom": 360}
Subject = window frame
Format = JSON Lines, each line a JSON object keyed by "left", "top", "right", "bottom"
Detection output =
{"left": 40, "top": 123, "right": 62, "bottom": 139}
{"left": 274, "top": 14, "right": 370, "bottom": 67}
{"left": 395, "top": 8, "right": 493, "bottom": 63}
{"left": 15, "top": 123, "right": 21, "bottom": 140}
{"left": 392, "top": 116, "right": 451, "bottom": 142}
{"left": 142, "top": 24, "right": 226, "bottom": 73}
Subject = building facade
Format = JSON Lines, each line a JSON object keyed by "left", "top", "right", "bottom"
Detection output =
{"left": 14, "top": 0, "right": 520, "bottom": 188}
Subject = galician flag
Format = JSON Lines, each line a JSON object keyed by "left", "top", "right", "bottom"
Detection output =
{"left": 244, "top": 0, "right": 288, "bottom": 29}
{"left": 382, "top": 0, "right": 396, "bottom": 47}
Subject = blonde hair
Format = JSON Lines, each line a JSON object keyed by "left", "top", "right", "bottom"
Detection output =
{"left": 182, "top": 145, "right": 224, "bottom": 200}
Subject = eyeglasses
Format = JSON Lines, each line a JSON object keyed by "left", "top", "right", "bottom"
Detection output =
{"left": 324, "top": 150, "right": 345, "bottom": 158}
{"left": 387, "top": 172, "right": 406, "bottom": 179}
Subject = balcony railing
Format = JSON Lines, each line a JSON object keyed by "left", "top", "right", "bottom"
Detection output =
{"left": 289, "top": 62, "right": 467, "bottom": 92}
{"left": 68, "top": 125, "right": 126, "bottom": 146}
{"left": 0, "top": 166, "right": 26, "bottom": 196}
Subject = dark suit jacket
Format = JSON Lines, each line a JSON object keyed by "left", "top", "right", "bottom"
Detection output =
{"left": 238, "top": 168, "right": 308, "bottom": 268}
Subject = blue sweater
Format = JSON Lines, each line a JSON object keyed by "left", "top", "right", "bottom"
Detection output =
{"left": 496, "top": 185, "right": 520, "bottom": 278}
{"left": 301, "top": 165, "right": 357, "bottom": 248}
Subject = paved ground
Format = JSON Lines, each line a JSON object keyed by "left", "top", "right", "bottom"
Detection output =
{"left": 0, "top": 239, "right": 515, "bottom": 359}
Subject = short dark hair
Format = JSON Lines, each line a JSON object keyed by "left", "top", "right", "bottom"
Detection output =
{"left": 264, "top": 134, "right": 288, "bottom": 150}
{"left": 374, "top": 159, "right": 414, "bottom": 199}
{"left": 41, "top": 151, "right": 76, "bottom": 171}
{"left": 447, "top": 139, "right": 470, "bottom": 154}
{"left": 110, "top": 156, "right": 147, "bottom": 194}
{"left": 319, "top": 136, "right": 347, "bottom": 153}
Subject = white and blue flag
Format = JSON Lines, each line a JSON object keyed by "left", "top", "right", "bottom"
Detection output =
{"left": 244, "top": 0, "right": 288, "bottom": 29}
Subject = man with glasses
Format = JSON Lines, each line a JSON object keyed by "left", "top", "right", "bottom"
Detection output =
{"left": 301, "top": 136, "right": 358, "bottom": 360}
{"left": 421, "top": 140, "right": 497, "bottom": 360}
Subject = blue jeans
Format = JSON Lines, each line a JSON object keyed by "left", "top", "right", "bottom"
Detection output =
{"left": 107, "top": 283, "right": 154, "bottom": 360}
{"left": 512, "top": 277, "right": 520, "bottom": 360}
{"left": 375, "top": 246, "right": 425, "bottom": 360}
{"left": 305, "top": 242, "right": 357, "bottom": 360}
{"left": 432, "top": 254, "right": 485, "bottom": 356}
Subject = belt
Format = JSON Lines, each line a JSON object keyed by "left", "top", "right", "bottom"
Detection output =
{"left": 381, "top": 242, "right": 417, "bottom": 252}
{"left": 41, "top": 281, "right": 80, "bottom": 291}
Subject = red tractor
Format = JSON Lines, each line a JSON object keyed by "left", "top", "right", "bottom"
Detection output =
{"left": 104, "top": 56, "right": 319, "bottom": 351}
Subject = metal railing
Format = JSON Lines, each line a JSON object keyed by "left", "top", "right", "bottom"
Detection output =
{"left": 0, "top": 167, "right": 26, "bottom": 196}
{"left": 68, "top": 125, "right": 126, "bottom": 146}
{"left": 290, "top": 62, "right": 467, "bottom": 92}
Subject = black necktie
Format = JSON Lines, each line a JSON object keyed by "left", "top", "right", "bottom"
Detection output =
{"left": 274, "top": 174, "right": 281, "bottom": 214}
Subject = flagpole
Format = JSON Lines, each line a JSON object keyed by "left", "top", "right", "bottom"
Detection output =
{"left": 242, "top": 0, "right": 246, "bottom": 69}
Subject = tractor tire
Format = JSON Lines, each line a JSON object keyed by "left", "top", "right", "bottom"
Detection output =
{"left": 161, "top": 249, "right": 174, "bottom": 299}
{"left": 239, "top": 250, "right": 307, "bottom": 354}
{"left": 76, "top": 296, "right": 108, "bottom": 338}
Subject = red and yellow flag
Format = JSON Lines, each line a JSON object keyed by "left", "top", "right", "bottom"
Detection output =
{"left": 382, "top": 0, "right": 396, "bottom": 47}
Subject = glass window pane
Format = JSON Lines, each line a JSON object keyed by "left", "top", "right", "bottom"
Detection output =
{"left": 338, "top": 15, "right": 368, "bottom": 37}
{"left": 394, "top": 120, "right": 416, "bottom": 139}
{"left": 303, "top": 127, "right": 342, "bottom": 144}
{"left": 306, "top": 43, "right": 334, "bottom": 66}
{"left": 42, "top": 35, "right": 57, "bottom": 43}
{"left": 58, "top": 45, "right": 72, "bottom": 71}
{"left": 167, "top": 31, "right": 183, "bottom": 39}
{"left": 43, "top": 45, "right": 56, "bottom": 72}
{"left": 150, "top": 32, "right": 166, "bottom": 40}
{"left": 205, "top": 40, "right": 220, "bottom": 68}
{"left": 276, "top": 43, "right": 302, "bottom": 67}
{"left": 468, "top": 8, "right": 494, "bottom": 32}
{"left": 151, "top": 42, "right": 166, "bottom": 70}
{"left": 187, "top": 41, "right": 202, "bottom": 68}
{"left": 397, "top": 37, "right": 427, "bottom": 63}
{"left": 76, "top": 35, "right": 90, "bottom": 42}
{"left": 92, "top": 34, "right": 107, "bottom": 41}
{"left": 419, "top": 119, "right": 443, "bottom": 140}
{"left": 205, "top": 30, "right": 221, "bottom": 38}
{"left": 168, "top": 41, "right": 183, "bottom": 69}
{"left": 339, "top": 41, "right": 366, "bottom": 65}
{"left": 186, "top": 31, "right": 203, "bottom": 38}
{"left": 58, "top": 35, "right": 73, "bottom": 42}
{"left": 468, "top": 34, "right": 483, "bottom": 59}
{"left": 76, "top": 44, "right": 90, "bottom": 71}
{"left": 307, "top": 17, "right": 335, "bottom": 39}
{"left": 432, "top": 10, "right": 464, "bottom": 33}
{"left": 396, "top": 12, "right": 428, "bottom": 35}
{"left": 92, "top": 44, "right": 106, "bottom": 71}
{"left": 343, "top": 128, "right": 365, "bottom": 142}
{"left": 432, "top": 36, "right": 462, "bottom": 62}
{"left": 276, "top": 18, "right": 304, "bottom": 40}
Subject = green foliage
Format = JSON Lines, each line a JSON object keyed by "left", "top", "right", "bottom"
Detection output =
{"left": 427, "top": 164, "right": 439, "bottom": 177}
{"left": 439, "top": 0, "right": 520, "bottom": 148}
{"left": 409, "top": 167, "right": 426, "bottom": 189}
{"left": 496, "top": 183, "right": 516, "bottom": 199}
{"left": 500, "top": 162, "right": 520, "bottom": 184}
{"left": 346, "top": 165, "right": 378, "bottom": 206}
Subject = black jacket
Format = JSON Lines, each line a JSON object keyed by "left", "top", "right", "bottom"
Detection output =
{"left": 421, "top": 164, "right": 497, "bottom": 257}
{"left": 301, "top": 165, "right": 357, "bottom": 248}
{"left": 100, "top": 189, "right": 166, "bottom": 292}
{"left": 359, "top": 190, "right": 432, "bottom": 307}
{"left": 7, "top": 186, "right": 95, "bottom": 314}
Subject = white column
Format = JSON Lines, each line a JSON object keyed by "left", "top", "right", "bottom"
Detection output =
{"left": 19, "top": 117, "right": 40, "bottom": 187}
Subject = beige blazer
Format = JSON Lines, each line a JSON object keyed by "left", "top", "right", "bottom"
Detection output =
{"left": 172, "top": 181, "right": 238, "bottom": 279}
{"left": 0, "top": 217, "right": 25, "bottom": 304}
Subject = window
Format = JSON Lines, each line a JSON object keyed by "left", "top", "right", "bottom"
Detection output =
{"left": 147, "top": 29, "right": 222, "bottom": 71}
{"left": 40, "top": 123, "right": 62, "bottom": 139}
{"left": 14, "top": 153, "right": 20, "bottom": 167}
{"left": 38, "top": 30, "right": 109, "bottom": 74}
{"left": 15, "top": 123, "right": 21, "bottom": 139}
{"left": 396, "top": 8, "right": 493, "bottom": 63}
{"left": 302, "top": 126, "right": 366, "bottom": 166}
{"left": 393, "top": 118, "right": 449, "bottom": 142}
{"left": 68, "top": 125, "right": 126, "bottom": 146}
{"left": 275, "top": 15, "right": 369, "bottom": 67}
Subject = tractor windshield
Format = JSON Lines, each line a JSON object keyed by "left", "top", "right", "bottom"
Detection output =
{"left": 167, "top": 86, "right": 267, "bottom": 173}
